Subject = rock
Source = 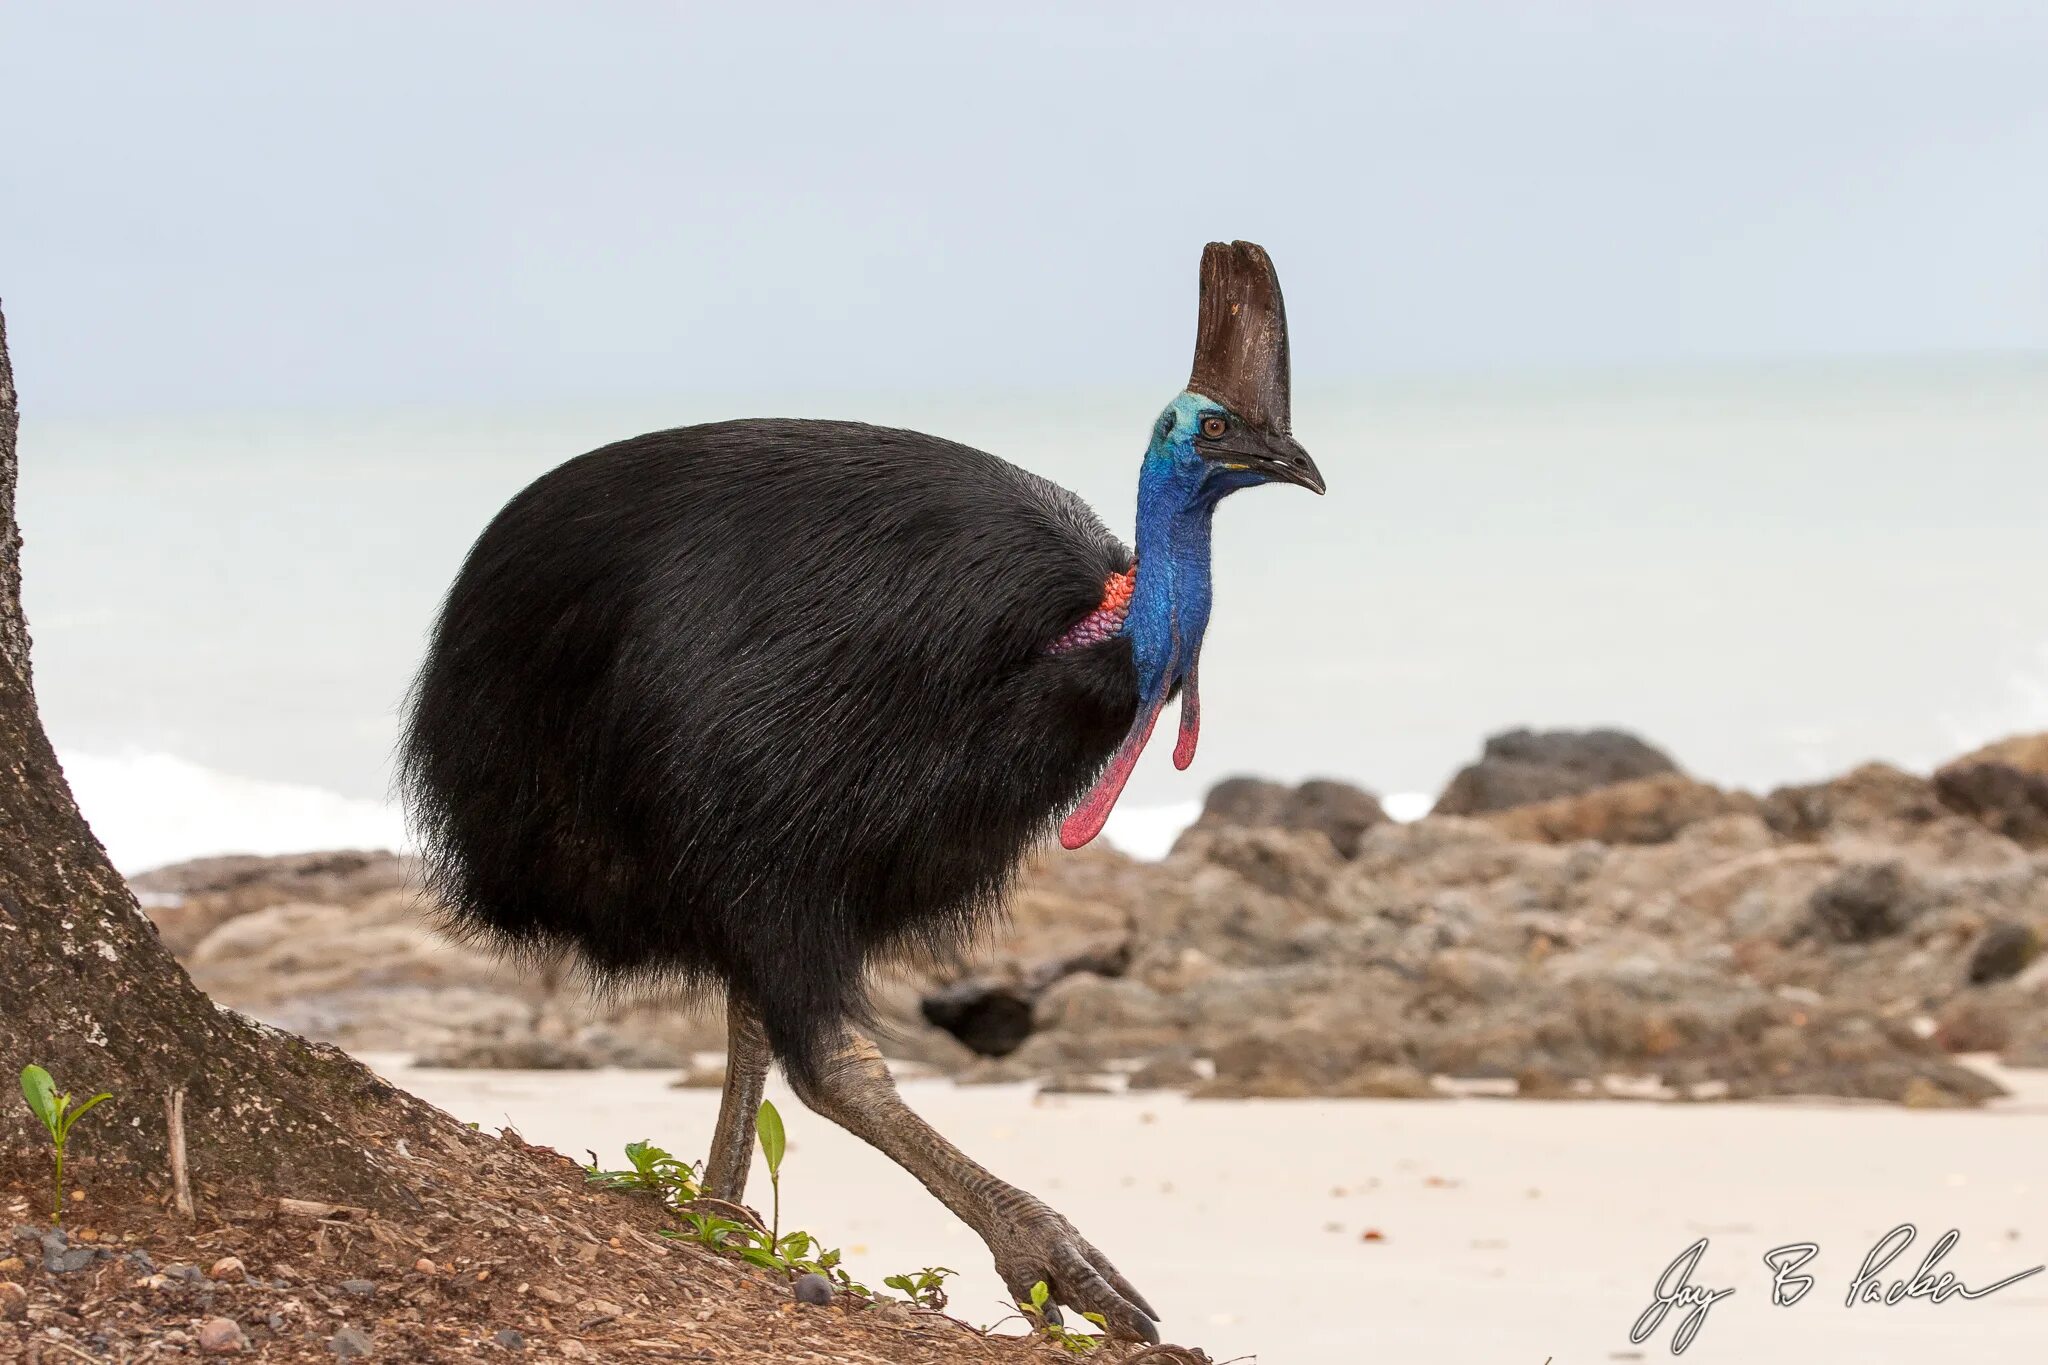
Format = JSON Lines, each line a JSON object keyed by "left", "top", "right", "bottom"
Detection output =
{"left": 1124, "top": 1050, "right": 1204, "bottom": 1091}
{"left": 45, "top": 1245, "right": 98, "bottom": 1274}
{"left": 792, "top": 1272, "right": 835, "bottom": 1306}
{"left": 0, "top": 1281, "right": 26, "bottom": 1321}
{"left": 1941, "top": 732, "right": 2048, "bottom": 774}
{"left": 920, "top": 980, "right": 1037, "bottom": 1058}
{"left": 208, "top": 1255, "right": 246, "bottom": 1281}
{"left": 1805, "top": 863, "right": 1926, "bottom": 943}
{"left": 414, "top": 1033, "right": 600, "bottom": 1069}
{"left": 1966, "top": 921, "right": 2041, "bottom": 985}
{"left": 1761, "top": 764, "right": 1946, "bottom": 841}
{"left": 328, "top": 1325, "right": 375, "bottom": 1357}
{"left": 197, "top": 1317, "right": 250, "bottom": 1354}
{"left": 493, "top": 1329, "right": 527, "bottom": 1350}
{"left": 1936, "top": 758, "right": 2048, "bottom": 849}
{"left": 1486, "top": 775, "right": 1759, "bottom": 846}
{"left": 1182, "top": 776, "right": 1388, "bottom": 857}
{"left": 337, "top": 1278, "right": 377, "bottom": 1297}
{"left": 1933, "top": 993, "right": 2017, "bottom": 1053}
{"left": 1433, "top": 728, "right": 1679, "bottom": 816}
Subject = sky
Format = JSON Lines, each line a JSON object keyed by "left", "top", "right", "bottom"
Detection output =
{"left": 5, "top": 4, "right": 2048, "bottom": 868}
{"left": 4, "top": 2, "right": 2047, "bottom": 416}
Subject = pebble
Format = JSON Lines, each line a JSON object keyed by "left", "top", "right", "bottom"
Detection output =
{"left": 196, "top": 1316, "right": 249, "bottom": 1353}
{"left": 126, "top": 1248, "right": 157, "bottom": 1272}
{"left": 208, "top": 1255, "right": 246, "bottom": 1281}
{"left": 46, "top": 1246, "right": 100, "bottom": 1274}
{"left": 168, "top": 1263, "right": 205, "bottom": 1281}
{"left": 492, "top": 1328, "right": 527, "bottom": 1350}
{"left": 337, "top": 1278, "right": 378, "bottom": 1297}
{"left": 792, "top": 1272, "right": 835, "bottom": 1306}
{"left": 414, "top": 1257, "right": 437, "bottom": 1273}
{"left": 329, "top": 1325, "right": 375, "bottom": 1358}
{"left": 0, "top": 1281, "right": 27, "bottom": 1321}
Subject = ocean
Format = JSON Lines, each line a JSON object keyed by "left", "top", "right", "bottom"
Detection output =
{"left": 17, "top": 358, "right": 2047, "bottom": 873}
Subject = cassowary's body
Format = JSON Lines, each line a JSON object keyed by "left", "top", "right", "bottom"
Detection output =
{"left": 403, "top": 419, "right": 1136, "bottom": 1077}
{"left": 402, "top": 243, "right": 1320, "bottom": 1345}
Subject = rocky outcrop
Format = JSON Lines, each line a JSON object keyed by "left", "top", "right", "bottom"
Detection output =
{"left": 1179, "top": 776, "right": 1387, "bottom": 856}
{"left": 127, "top": 733, "right": 2045, "bottom": 1108}
{"left": 1432, "top": 728, "right": 1679, "bottom": 816}
{"left": 1485, "top": 774, "right": 1758, "bottom": 845}
{"left": 1933, "top": 733, "right": 2048, "bottom": 850}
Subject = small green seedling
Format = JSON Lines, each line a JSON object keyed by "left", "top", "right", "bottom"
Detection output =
{"left": 18, "top": 1065, "right": 111, "bottom": 1225}
{"left": 1019, "top": 1280, "right": 1107, "bottom": 1355}
{"left": 584, "top": 1139, "right": 702, "bottom": 1206}
{"left": 756, "top": 1099, "right": 786, "bottom": 1250}
{"left": 882, "top": 1265, "right": 957, "bottom": 1309}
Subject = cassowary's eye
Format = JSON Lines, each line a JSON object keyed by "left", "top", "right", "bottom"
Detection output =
{"left": 1199, "top": 415, "right": 1228, "bottom": 440}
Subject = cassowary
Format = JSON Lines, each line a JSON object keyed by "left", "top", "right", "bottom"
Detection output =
{"left": 401, "top": 242, "right": 1323, "bottom": 1341}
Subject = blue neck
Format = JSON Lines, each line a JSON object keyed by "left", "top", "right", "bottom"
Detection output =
{"left": 1124, "top": 428, "right": 1224, "bottom": 701}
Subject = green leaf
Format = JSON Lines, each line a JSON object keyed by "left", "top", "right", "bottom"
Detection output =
{"left": 1082, "top": 1311, "right": 1107, "bottom": 1328}
{"left": 740, "top": 1246, "right": 785, "bottom": 1271}
{"left": 19, "top": 1065, "right": 57, "bottom": 1134}
{"left": 56, "top": 1092, "right": 111, "bottom": 1142}
{"left": 1030, "top": 1280, "right": 1051, "bottom": 1311}
{"left": 756, "top": 1100, "right": 786, "bottom": 1176}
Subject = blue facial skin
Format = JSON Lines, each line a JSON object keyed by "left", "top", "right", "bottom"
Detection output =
{"left": 1123, "top": 390, "right": 1273, "bottom": 704}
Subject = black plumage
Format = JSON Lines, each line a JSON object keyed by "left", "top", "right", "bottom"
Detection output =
{"left": 400, "top": 418, "right": 1137, "bottom": 1081}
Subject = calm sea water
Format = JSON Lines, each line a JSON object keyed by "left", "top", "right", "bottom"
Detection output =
{"left": 17, "top": 359, "right": 2048, "bottom": 871}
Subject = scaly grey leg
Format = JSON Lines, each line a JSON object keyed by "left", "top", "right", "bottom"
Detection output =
{"left": 702, "top": 996, "right": 772, "bottom": 1203}
{"left": 784, "top": 1025, "right": 1160, "bottom": 1343}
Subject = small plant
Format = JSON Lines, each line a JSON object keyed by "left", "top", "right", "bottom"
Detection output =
{"left": 668, "top": 1209, "right": 750, "bottom": 1249}
{"left": 1019, "top": 1280, "right": 1107, "bottom": 1355}
{"left": 882, "top": 1265, "right": 956, "bottom": 1309}
{"left": 584, "top": 1139, "right": 702, "bottom": 1206}
{"left": 755, "top": 1099, "right": 786, "bottom": 1249}
{"left": 18, "top": 1065, "right": 111, "bottom": 1225}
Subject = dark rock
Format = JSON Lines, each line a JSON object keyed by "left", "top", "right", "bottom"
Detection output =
{"left": 1966, "top": 921, "right": 2042, "bottom": 985}
{"left": 1433, "top": 728, "right": 1679, "bottom": 816}
{"left": 328, "top": 1325, "right": 375, "bottom": 1358}
{"left": 492, "top": 1329, "right": 527, "bottom": 1350}
{"left": 45, "top": 1245, "right": 100, "bottom": 1274}
{"left": 1806, "top": 862, "right": 1925, "bottom": 942}
{"left": 792, "top": 1272, "right": 835, "bottom": 1306}
{"left": 126, "top": 1248, "right": 156, "bottom": 1272}
{"left": 920, "top": 981, "right": 1036, "bottom": 1058}
{"left": 1936, "top": 762, "right": 2048, "bottom": 849}
{"left": 336, "top": 1278, "right": 377, "bottom": 1298}
{"left": 1185, "top": 776, "right": 1388, "bottom": 857}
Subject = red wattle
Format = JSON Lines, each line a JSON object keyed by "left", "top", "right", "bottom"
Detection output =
{"left": 1059, "top": 697, "right": 1165, "bottom": 849}
{"left": 1173, "top": 668, "right": 1200, "bottom": 770}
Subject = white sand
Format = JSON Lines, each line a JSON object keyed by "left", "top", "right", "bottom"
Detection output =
{"left": 372, "top": 1058, "right": 2048, "bottom": 1363}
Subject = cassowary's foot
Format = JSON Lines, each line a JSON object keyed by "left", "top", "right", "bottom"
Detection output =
{"left": 984, "top": 1194, "right": 1161, "bottom": 1344}
{"left": 784, "top": 1025, "right": 1161, "bottom": 1344}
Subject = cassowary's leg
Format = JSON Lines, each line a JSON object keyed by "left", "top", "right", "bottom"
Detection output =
{"left": 702, "top": 998, "right": 772, "bottom": 1203}
{"left": 786, "top": 1025, "right": 1161, "bottom": 1344}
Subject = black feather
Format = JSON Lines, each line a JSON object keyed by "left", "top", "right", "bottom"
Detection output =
{"left": 400, "top": 419, "right": 1137, "bottom": 1082}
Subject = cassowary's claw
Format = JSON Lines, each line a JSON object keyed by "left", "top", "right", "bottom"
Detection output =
{"left": 996, "top": 1215, "right": 1160, "bottom": 1345}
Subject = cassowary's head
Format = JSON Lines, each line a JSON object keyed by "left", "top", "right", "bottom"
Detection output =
{"left": 1146, "top": 240, "right": 1324, "bottom": 499}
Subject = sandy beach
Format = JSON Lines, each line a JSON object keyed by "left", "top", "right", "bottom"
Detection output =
{"left": 373, "top": 1057, "right": 2048, "bottom": 1364}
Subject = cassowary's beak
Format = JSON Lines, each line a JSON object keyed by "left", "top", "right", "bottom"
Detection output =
{"left": 1203, "top": 427, "right": 1326, "bottom": 494}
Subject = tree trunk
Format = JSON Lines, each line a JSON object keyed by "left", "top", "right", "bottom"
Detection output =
{"left": 0, "top": 301, "right": 438, "bottom": 1212}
